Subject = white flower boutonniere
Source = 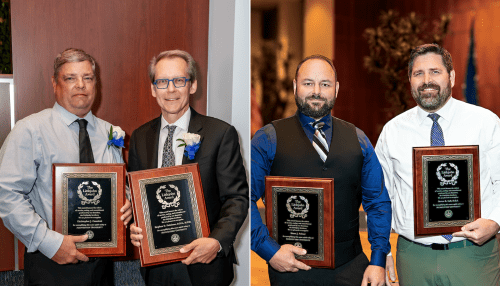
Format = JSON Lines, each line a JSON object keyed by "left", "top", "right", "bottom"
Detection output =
{"left": 177, "top": 133, "right": 201, "bottom": 160}
{"left": 107, "top": 126, "right": 125, "bottom": 149}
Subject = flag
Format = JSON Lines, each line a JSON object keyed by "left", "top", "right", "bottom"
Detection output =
{"left": 463, "top": 18, "right": 478, "bottom": 105}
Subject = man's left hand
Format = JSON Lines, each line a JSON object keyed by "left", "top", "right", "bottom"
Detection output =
{"left": 180, "top": 237, "right": 220, "bottom": 265}
{"left": 120, "top": 199, "right": 133, "bottom": 227}
{"left": 453, "top": 218, "right": 500, "bottom": 245}
{"left": 361, "top": 265, "right": 385, "bottom": 286}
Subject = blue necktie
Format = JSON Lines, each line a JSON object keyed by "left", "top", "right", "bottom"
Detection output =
{"left": 428, "top": 113, "right": 445, "bottom": 146}
{"left": 428, "top": 113, "right": 453, "bottom": 241}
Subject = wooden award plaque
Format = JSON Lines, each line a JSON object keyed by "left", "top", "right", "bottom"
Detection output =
{"left": 265, "top": 176, "right": 334, "bottom": 269}
{"left": 128, "top": 163, "right": 210, "bottom": 267}
{"left": 52, "top": 163, "right": 126, "bottom": 257}
{"left": 413, "top": 146, "right": 480, "bottom": 236}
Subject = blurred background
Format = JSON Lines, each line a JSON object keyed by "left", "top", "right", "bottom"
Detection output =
{"left": 251, "top": 0, "right": 500, "bottom": 144}
{"left": 250, "top": 1, "right": 500, "bottom": 285}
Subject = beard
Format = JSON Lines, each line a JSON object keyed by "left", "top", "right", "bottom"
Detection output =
{"left": 295, "top": 93, "right": 335, "bottom": 119}
{"left": 411, "top": 81, "right": 452, "bottom": 112}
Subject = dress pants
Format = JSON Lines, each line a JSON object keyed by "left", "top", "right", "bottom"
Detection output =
{"left": 396, "top": 236, "right": 500, "bottom": 286}
{"left": 24, "top": 250, "right": 113, "bottom": 286}
{"left": 268, "top": 252, "right": 369, "bottom": 286}
{"left": 140, "top": 256, "right": 233, "bottom": 286}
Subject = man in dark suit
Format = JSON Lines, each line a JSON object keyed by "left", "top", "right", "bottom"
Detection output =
{"left": 129, "top": 50, "right": 249, "bottom": 286}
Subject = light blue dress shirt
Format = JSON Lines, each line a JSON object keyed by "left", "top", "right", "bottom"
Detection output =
{"left": 0, "top": 103, "right": 123, "bottom": 259}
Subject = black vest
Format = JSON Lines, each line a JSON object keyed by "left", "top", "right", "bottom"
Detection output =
{"left": 270, "top": 115, "right": 364, "bottom": 267}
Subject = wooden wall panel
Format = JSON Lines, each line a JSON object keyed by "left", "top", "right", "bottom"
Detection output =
{"left": 10, "top": 0, "right": 209, "bottom": 147}
{"left": 333, "top": 0, "right": 389, "bottom": 144}
{"left": 7, "top": 0, "right": 209, "bottom": 265}
{"left": 0, "top": 220, "right": 15, "bottom": 271}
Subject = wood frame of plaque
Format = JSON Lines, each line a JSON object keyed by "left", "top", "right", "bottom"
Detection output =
{"left": 52, "top": 163, "right": 126, "bottom": 257}
{"left": 128, "top": 163, "right": 210, "bottom": 267}
{"left": 265, "top": 176, "right": 334, "bottom": 269}
{"left": 413, "top": 146, "right": 480, "bottom": 236}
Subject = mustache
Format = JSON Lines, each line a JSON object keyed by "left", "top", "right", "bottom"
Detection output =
{"left": 418, "top": 83, "right": 441, "bottom": 92}
{"left": 305, "top": 93, "right": 326, "bottom": 101}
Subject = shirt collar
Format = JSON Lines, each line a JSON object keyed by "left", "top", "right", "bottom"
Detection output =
{"left": 160, "top": 107, "right": 191, "bottom": 131}
{"left": 53, "top": 102, "right": 96, "bottom": 129}
{"left": 416, "top": 96, "right": 455, "bottom": 125}
{"left": 297, "top": 111, "right": 332, "bottom": 131}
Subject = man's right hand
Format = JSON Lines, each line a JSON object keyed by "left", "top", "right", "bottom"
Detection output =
{"left": 51, "top": 234, "right": 89, "bottom": 264}
{"left": 269, "top": 244, "right": 312, "bottom": 272}
{"left": 385, "top": 254, "right": 397, "bottom": 285}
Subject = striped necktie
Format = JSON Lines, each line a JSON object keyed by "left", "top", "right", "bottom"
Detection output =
{"left": 311, "top": 121, "right": 329, "bottom": 162}
{"left": 428, "top": 113, "right": 453, "bottom": 242}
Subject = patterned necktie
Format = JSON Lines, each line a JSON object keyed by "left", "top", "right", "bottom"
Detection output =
{"left": 311, "top": 121, "right": 329, "bottom": 162}
{"left": 161, "top": 125, "right": 177, "bottom": 167}
{"left": 428, "top": 113, "right": 453, "bottom": 241}
{"left": 77, "top": 119, "right": 95, "bottom": 163}
{"left": 428, "top": 113, "right": 445, "bottom": 146}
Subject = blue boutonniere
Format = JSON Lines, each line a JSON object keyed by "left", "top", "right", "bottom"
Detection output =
{"left": 177, "top": 133, "right": 201, "bottom": 160}
{"left": 107, "top": 126, "right": 125, "bottom": 149}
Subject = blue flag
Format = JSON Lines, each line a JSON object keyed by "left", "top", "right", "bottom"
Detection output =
{"left": 463, "top": 19, "right": 478, "bottom": 105}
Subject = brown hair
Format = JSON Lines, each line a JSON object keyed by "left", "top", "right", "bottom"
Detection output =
{"left": 408, "top": 43, "right": 453, "bottom": 78}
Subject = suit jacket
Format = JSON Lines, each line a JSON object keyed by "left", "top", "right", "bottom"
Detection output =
{"left": 128, "top": 107, "right": 249, "bottom": 258}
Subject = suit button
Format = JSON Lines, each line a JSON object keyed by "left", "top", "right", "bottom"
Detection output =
{"left": 323, "top": 167, "right": 328, "bottom": 171}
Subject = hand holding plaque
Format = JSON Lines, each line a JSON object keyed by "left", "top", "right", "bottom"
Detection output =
{"left": 128, "top": 164, "right": 210, "bottom": 267}
{"left": 52, "top": 163, "right": 126, "bottom": 257}
{"left": 265, "top": 176, "right": 334, "bottom": 269}
{"left": 268, "top": 244, "right": 311, "bottom": 272}
{"left": 413, "top": 146, "right": 480, "bottom": 236}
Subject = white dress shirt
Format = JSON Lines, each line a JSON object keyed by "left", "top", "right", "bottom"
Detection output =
{"left": 0, "top": 103, "right": 123, "bottom": 258}
{"left": 157, "top": 108, "right": 191, "bottom": 167}
{"left": 375, "top": 97, "right": 500, "bottom": 244}
{"left": 155, "top": 108, "right": 223, "bottom": 252}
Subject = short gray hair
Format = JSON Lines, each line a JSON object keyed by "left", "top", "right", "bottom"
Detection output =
{"left": 53, "top": 48, "right": 96, "bottom": 80}
{"left": 148, "top": 50, "right": 197, "bottom": 83}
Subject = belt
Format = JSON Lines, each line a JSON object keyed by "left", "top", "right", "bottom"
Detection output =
{"left": 29, "top": 249, "right": 99, "bottom": 262}
{"left": 401, "top": 236, "right": 475, "bottom": 250}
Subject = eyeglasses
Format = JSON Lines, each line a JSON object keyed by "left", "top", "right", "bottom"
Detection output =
{"left": 153, "top": 77, "right": 191, "bottom": 89}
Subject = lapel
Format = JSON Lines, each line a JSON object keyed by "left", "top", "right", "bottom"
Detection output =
{"left": 148, "top": 116, "right": 162, "bottom": 169}
{"left": 323, "top": 115, "right": 335, "bottom": 164}
{"left": 181, "top": 107, "right": 204, "bottom": 165}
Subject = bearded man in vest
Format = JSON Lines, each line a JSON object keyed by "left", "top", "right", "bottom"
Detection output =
{"left": 251, "top": 55, "right": 392, "bottom": 286}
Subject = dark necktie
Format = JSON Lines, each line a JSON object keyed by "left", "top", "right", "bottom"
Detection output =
{"left": 77, "top": 119, "right": 95, "bottom": 163}
{"left": 311, "top": 121, "right": 329, "bottom": 162}
{"left": 428, "top": 113, "right": 452, "bottom": 241}
{"left": 161, "top": 125, "right": 177, "bottom": 167}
